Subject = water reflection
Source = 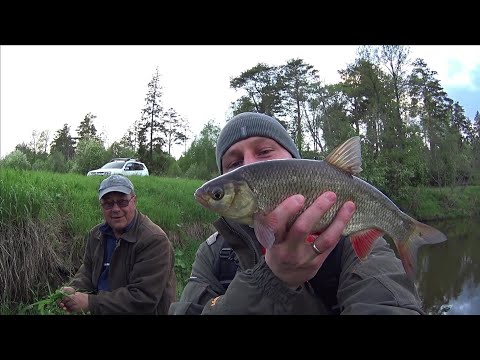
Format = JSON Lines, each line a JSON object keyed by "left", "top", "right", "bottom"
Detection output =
{"left": 416, "top": 217, "right": 480, "bottom": 315}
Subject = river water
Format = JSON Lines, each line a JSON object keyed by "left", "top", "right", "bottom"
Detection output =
{"left": 416, "top": 217, "right": 480, "bottom": 315}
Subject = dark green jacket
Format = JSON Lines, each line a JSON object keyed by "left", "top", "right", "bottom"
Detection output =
{"left": 169, "top": 217, "right": 425, "bottom": 315}
{"left": 69, "top": 210, "right": 176, "bottom": 315}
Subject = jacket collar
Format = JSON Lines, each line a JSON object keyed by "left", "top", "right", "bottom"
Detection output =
{"left": 213, "top": 217, "right": 263, "bottom": 270}
{"left": 95, "top": 210, "right": 140, "bottom": 243}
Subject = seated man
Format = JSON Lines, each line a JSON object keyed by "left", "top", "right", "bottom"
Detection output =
{"left": 58, "top": 174, "right": 176, "bottom": 315}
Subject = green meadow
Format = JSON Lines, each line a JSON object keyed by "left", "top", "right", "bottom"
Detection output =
{"left": 0, "top": 169, "right": 478, "bottom": 314}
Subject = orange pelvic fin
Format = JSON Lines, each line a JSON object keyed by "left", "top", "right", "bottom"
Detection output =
{"left": 349, "top": 228, "right": 384, "bottom": 260}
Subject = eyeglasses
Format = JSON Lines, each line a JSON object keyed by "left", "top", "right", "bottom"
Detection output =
{"left": 101, "top": 196, "right": 135, "bottom": 210}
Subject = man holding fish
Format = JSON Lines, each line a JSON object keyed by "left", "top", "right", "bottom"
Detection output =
{"left": 169, "top": 112, "right": 446, "bottom": 315}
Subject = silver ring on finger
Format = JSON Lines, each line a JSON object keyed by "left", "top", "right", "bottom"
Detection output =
{"left": 312, "top": 241, "right": 323, "bottom": 255}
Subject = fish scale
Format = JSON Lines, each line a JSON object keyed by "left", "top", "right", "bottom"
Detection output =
{"left": 238, "top": 159, "right": 411, "bottom": 238}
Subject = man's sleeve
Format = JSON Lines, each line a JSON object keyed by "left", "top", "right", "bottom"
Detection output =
{"left": 337, "top": 236, "right": 426, "bottom": 315}
{"left": 169, "top": 237, "right": 227, "bottom": 315}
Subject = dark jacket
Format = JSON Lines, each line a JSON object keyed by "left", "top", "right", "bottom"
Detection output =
{"left": 169, "top": 217, "right": 425, "bottom": 315}
{"left": 69, "top": 210, "right": 176, "bottom": 315}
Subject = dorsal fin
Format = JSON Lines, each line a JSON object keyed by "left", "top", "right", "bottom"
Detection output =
{"left": 324, "top": 136, "right": 363, "bottom": 175}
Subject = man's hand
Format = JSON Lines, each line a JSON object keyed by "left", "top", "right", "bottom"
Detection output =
{"left": 264, "top": 191, "right": 355, "bottom": 289}
{"left": 58, "top": 287, "right": 90, "bottom": 313}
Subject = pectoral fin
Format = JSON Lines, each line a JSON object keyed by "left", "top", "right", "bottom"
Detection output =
{"left": 253, "top": 212, "right": 278, "bottom": 249}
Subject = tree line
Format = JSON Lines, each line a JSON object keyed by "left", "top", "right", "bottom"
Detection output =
{"left": 2, "top": 45, "right": 479, "bottom": 197}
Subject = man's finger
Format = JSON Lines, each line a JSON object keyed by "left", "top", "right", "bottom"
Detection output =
{"left": 315, "top": 201, "right": 355, "bottom": 251}
{"left": 267, "top": 194, "right": 305, "bottom": 241}
{"left": 284, "top": 192, "right": 337, "bottom": 250}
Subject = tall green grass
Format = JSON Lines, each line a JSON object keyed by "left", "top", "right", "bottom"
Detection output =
{"left": 0, "top": 169, "right": 218, "bottom": 236}
{"left": 393, "top": 185, "right": 480, "bottom": 221}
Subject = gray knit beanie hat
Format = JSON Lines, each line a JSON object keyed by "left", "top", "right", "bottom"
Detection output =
{"left": 216, "top": 112, "right": 301, "bottom": 173}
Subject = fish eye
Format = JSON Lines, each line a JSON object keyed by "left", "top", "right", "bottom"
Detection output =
{"left": 212, "top": 187, "right": 224, "bottom": 201}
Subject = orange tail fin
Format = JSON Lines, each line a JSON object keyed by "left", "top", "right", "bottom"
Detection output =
{"left": 395, "top": 219, "right": 447, "bottom": 280}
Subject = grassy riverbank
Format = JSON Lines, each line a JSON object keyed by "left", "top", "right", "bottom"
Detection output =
{"left": 393, "top": 185, "right": 480, "bottom": 221}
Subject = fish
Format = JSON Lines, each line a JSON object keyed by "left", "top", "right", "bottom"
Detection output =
{"left": 194, "top": 136, "right": 447, "bottom": 279}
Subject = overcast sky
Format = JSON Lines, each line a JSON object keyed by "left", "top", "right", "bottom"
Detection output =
{"left": 1, "top": 45, "right": 479, "bottom": 160}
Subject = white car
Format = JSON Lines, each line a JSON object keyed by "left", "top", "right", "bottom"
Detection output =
{"left": 87, "top": 158, "right": 149, "bottom": 177}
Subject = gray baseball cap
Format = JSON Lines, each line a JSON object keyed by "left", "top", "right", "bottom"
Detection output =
{"left": 98, "top": 175, "right": 134, "bottom": 200}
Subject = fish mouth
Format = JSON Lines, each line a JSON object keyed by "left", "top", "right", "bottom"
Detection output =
{"left": 194, "top": 188, "right": 208, "bottom": 207}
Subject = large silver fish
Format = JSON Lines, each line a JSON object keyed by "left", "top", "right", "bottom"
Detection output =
{"left": 194, "top": 136, "right": 447, "bottom": 279}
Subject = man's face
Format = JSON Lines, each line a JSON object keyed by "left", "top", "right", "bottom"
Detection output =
{"left": 221, "top": 136, "right": 293, "bottom": 174}
{"left": 100, "top": 191, "right": 137, "bottom": 235}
